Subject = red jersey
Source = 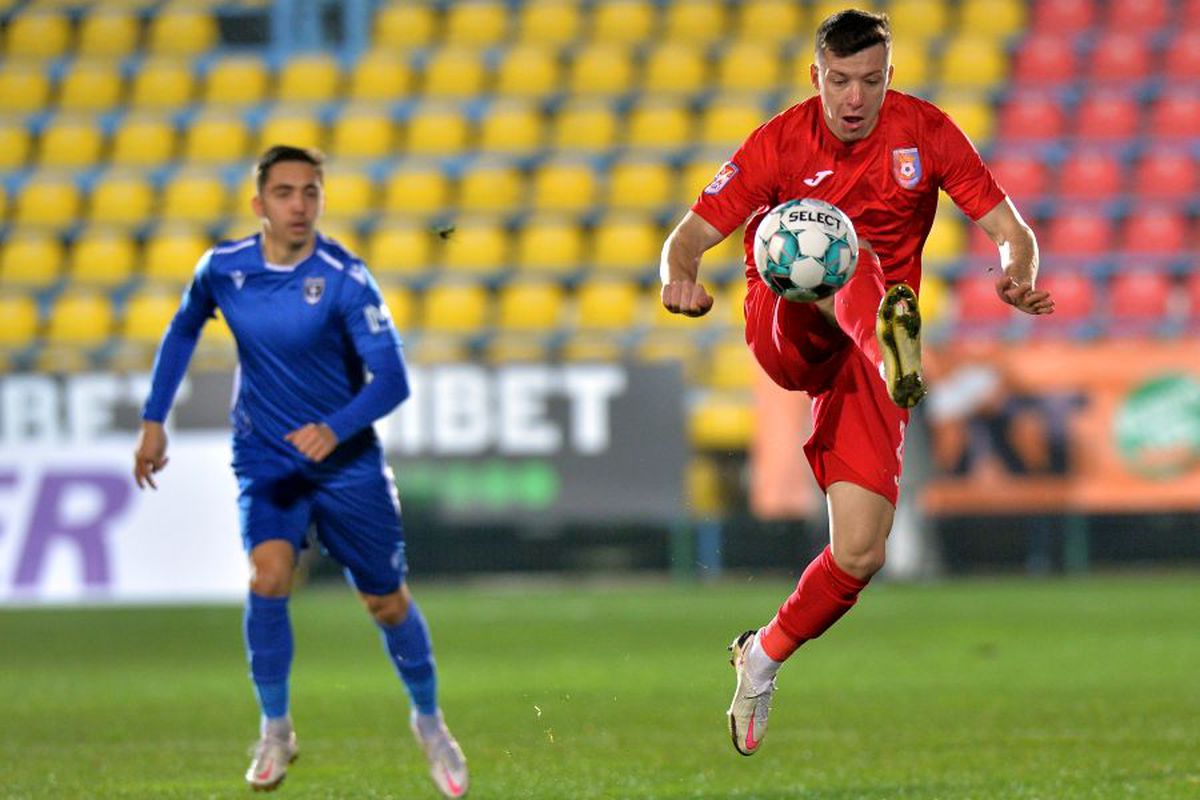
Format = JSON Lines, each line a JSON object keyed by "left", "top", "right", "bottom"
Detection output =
{"left": 691, "top": 90, "right": 1007, "bottom": 290}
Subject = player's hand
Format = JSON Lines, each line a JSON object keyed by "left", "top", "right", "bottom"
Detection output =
{"left": 285, "top": 423, "right": 339, "bottom": 463}
{"left": 661, "top": 280, "right": 714, "bottom": 317}
{"left": 133, "top": 421, "right": 169, "bottom": 490}
{"left": 995, "top": 273, "right": 1055, "bottom": 316}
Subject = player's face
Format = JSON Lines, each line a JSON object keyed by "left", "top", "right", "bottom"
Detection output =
{"left": 811, "top": 44, "right": 893, "bottom": 142}
{"left": 252, "top": 161, "right": 323, "bottom": 252}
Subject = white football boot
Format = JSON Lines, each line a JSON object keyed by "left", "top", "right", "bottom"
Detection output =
{"left": 727, "top": 629, "right": 776, "bottom": 756}
{"left": 245, "top": 730, "right": 298, "bottom": 792}
{"left": 411, "top": 710, "right": 469, "bottom": 798}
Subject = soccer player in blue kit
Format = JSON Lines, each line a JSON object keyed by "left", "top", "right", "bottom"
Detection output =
{"left": 133, "top": 146, "right": 468, "bottom": 796}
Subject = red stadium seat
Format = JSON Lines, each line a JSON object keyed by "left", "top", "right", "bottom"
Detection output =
{"left": 1183, "top": 0, "right": 1200, "bottom": 30}
{"left": 1030, "top": 0, "right": 1094, "bottom": 34}
{"left": 1120, "top": 207, "right": 1190, "bottom": 255}
{"left": 969, "top": 224, "right": 998, "bottom": 256}
{"left": 1086, "top": 33, "right": 1152, "bottom": 84}
{"left": 1013, "top": 34, "right": 1078, "bottom": 86}
{"left": 1187, "top": 271, "right": 1200, "bottom": 320}
{"left": 1132, "top": 149, "right": 1198, "bottom": 199}
{"left": 1108, "top": 271, "right": 1172, "bottom": 321}
{"left": 1149, "top": 91, "right": 1200, "bottom": 139}
{"left": 1104, "top": 0, "right": 1170, "bottom": 32}
{"left": 954, "top": 273, "right": 1014, "bottom": 324}
{"left": 989, "top": 151, "right": 1049, "bottom": 203}
{"left": 1163, "top": 31, "right": 1200, "bottom": 80}
{"left": 1075, "top": 92, "right": 1139, "bottom": 141}
{"left": 1057, "top": 150, "right": 1123, "bottom": 199}
{"left": 1036, "top": 272, "right": 1094, "bottom": 322}
{"left": 1045, "top": 208, "right": 1113, "bottom": 256}
{"left": 999, "top": 93, "right": 1066, "bottom": 141}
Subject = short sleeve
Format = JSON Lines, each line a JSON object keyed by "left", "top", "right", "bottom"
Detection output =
{"left": 690, "top": 119, "right": 781, "bottom": 237}
{"left": 338, "top": 262, "right": 403, "bottom": 358}
{"left": 933, "top": 111, "right": 1007, "bottom": 221}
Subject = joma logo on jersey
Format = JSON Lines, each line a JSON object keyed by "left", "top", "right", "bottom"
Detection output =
{"left": 892, "top": 148, "right": 922, "bottom": 189}
{"left": 303, "top": 277, "right": 325, "bottom": 304}
{"left": 704, "top": 161, "right": 738, "bottom": 195}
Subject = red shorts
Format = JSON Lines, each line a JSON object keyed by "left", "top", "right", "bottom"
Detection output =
{"left": 744, "top": 278, "right": 908, "bottom": 505}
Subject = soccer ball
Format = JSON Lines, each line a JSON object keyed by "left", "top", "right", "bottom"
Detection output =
{"left": 753, "top": 198, "right": 859, "bottom": 302}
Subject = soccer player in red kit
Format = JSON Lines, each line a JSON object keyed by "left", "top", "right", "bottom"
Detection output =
{"left": 660, "top": 9, "right": 1055, "bottom": 756}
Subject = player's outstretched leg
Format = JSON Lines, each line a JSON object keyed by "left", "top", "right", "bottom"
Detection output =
{"left": 726, "top": 629, "right": 777, "bottom": 756}
{"left": 411, "top": 709, "right": 470, "bottom": 798}
{"left": 877, "top": 283, "right": 926, "bottom": 408}
{"left": 246, "top": 720, "right": 299, "bottom": 792}
{"left": 243, "top": 590, "right": 298, "bottom": 791}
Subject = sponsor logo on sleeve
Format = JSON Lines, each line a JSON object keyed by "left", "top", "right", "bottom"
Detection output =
{"left": 703, "top": 161, "right": 739, "bottom": 195}
{"left": 364, "top": 303, "right": 393, "bottom": 334}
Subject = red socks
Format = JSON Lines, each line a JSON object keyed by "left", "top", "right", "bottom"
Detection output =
{"left": 834, "top": 245, "right": 886, "bottom": 369}
{"left": 759, "top": 545, "right": 870, "bottom": 662}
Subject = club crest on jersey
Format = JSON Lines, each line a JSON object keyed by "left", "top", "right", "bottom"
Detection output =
{"left": 704, "top": 161, "right": 739, "bottom": 195}
{"left": 231, "top": 270, "right": 245, "bottom": 290}
{"left": 892, "top": 148, "right": 922, "bottom": 189}
{"left": 303, "top": 276, "right": 325, "bottom": 305}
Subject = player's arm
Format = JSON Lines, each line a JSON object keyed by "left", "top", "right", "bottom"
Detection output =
{"left": 660, "top": 211, "right": 726, "bottom": 317}
{"left": 134, "top": 252, "right": 219, "bottom": 489}
{"left": 975, "top": 198, "right": 1054, "bottom": 316}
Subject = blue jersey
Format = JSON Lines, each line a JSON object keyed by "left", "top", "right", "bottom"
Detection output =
{"left": 143, "top": 232, "right": 409, "bottom": 482}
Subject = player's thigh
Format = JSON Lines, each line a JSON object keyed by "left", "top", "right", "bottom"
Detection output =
{"left": 744, "top": 278, "right": 847, "bottom": 393}
{"left": 237, "top": 473, "right": 315, "bottom": 556}
{"left": 313, "top": 470, "right": 407, "bottom": 597}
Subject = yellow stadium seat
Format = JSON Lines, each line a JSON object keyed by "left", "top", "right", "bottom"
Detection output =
{"left": 592, "top": 214, "right": 660, "bottom": 274}
{"left": 689, "top": 392, "right": 753, "bottom": 450}
{"left": 0, "top": 232, "right": 63, "bottom": 289}
{"left": 130, "top": 58, "right": 195, "bottom": 109}
{"left": 111, "top": 113, "right": 176, "bottom": 165}
{"left": 663, "top": 0, "right": 726, "bottom": 45}
{"left": 277, "top": 54, "right": 342, "bottom": 104}
{"left": 567, "top": 44, "right": 636, "bottom": 96}
{"left": 45, "top": 291, "right": 113, "bottom": 347}
{"left": 368, "top": 224, "right": 435, "bottom": 276}
{"left": 888, "top": 0, "right": 949, "bottom": 44}
{"left": 122, "top": 289, "right": 180, "bottom": 345}
{"left": 89, "top": 171, "right": 155, "bottom": 227}
{"left": 934, "top": 92, "right": 993, "bottom": 145}
{"left": 607, "top": 160, "right": 673, "bottom": 211}
{"left": 560, "top": 331, "right": 623, "bottom": 362}
{"left": 38, "top": 117, "right": 103, "bottom": 169}
{"left": 922, "top": 212, "right": 966, "bottom": 263}
{"left": 78, "top": 11, "right": 139, "bottom": 58}
{"left": 717, "top": 277, "right": 748, "bottom": 327}
{"left": 515, "top": 0, "right": 582, "bottom": 46}
{"left": 183, "top": 112, "right": 248, "bottom": 164}
{"left": 811, "top": 0, "right": 859, "bottom": 27}
{"left": 485, "top": 332, "right": 551, "bottom": 364}
{"left": 443, "top": 1, "right": 508, "bottom": 46}
{"left": 321, "top": 170, "right": 374, "bottom": 221}
{"left": 625, "top": 100, "right": 692, "bottom": 149}
{"left": 143, "top": 226, "right": 211, "bottom": 285}
{"left": 404, "top": 105, "right": 470, "bottom": 155}
{"left": 382, "top": 166, "right": 451, "bottom": 216}
{"left": 643, "top": 43, "right": 708, "bottom": 94}
{"left": 494, "top": 46, "right": 560, "bottom": 98}
{"left": 404, "top": 334, "right": 471, "bottom": 365}
{"left": 204, "top": 56, "right": 269, "bottom": 107}
{"left": 258, "top": 111, "right": 323, "bottom": 153}
{"left": 458, "top": 162, "right": 523, "bottom": 213}
{"left": 161, "top": 170, "right": 228, "bottom": 224}
{"left": 373, "top": 4, "right": 437, "bottom": 50}
{"left": 681, "top": 156, "right": 730, "bottom": 203}
{"left": 551, "top": 99, "right": 619, "bottom": 151}
{"left": 513, "top": 215, "right": 584, "bottom": 273}
{"left": 939, "top": 37, "right": 1007, "bottom": 90}
{"left": 0, "top": 183, "right": 6, "bottom": 221}
{"left": 58, "top": 60, "right": 123, "bottom": 112}
{"left": 329, "top": 108, "right": 395, "bottom": 160}
{"left": 317, "top": 221, "right": 362, "bottom": 258}
{"left": 886, "top": 39, "right": 932, "bottom": 93}
{"left": 698, "top": 98, "right": 763, "bottom": 148}
{"left": 0, "top": 122, "right": 33, "bottom": 171}
{"left": 959, "top": 0, "right": 1025, "bottom": 41}
{"left": 478, "top": 102, "right": 543, "bottom": 154}
{"left": 69, "top": 228, "right": 138, "bottom": 287}
{"left": 440, "top": 220, "right": 509, "bottom": 274}
{"left": 497, "top": 281, "right": 565, "bottom": 330}
{"left": 147, "top": 10, "right": 217, "bottom": 56}
{"left": 918, "top": 271, "right": 949, "bottom": 327}
{"left": 734, "top": 0, "right": 805, "bottom": 45}
{"left": 707, "top": 335, "right": 755, "bottom": 390}
{"left": 16, "top": 175, "right": 80, "bottom": 229}
{"left": 421, "top": 48, "right": 486, "bottom": 98}
{"left": 716, "top": 41, "right": 782, "bottom": 92}
{"left": 635, "top": 330, "right": 701, "bottom": 371}
{"left": 0, "top": 294, "right": 39, "bottom": 349}
{"left": 575, "top": 278, "right": 640, "bottom": 330}
{"left": 420, "top": 281, "right": 490, "bottom": 333}
{"left": 530, "top": 160, "right": 597, "bottom": 213}
{"left": 378, "top": 285, "right": 416, "bottom": 332}
{"left": 591, "top": 0, "right": 655, "bottom": 44}
{"left": 348, "top": 51, "right": 413, "bottom": 102}
{"left": 705, "top": 234, "right": 747, "bottom": 276}
{"left": 4, "top": 13, "right": 71, "bottom": 59}
{"left": 0, "top": 63, "right": 50, "bottom": 113}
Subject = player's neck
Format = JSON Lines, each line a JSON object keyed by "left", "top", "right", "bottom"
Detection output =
{"left": 260, "top": 232, "right": 316, "bottom": 267}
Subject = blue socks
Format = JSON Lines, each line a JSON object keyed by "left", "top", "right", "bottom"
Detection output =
{"left": 244, "top": 592, "right": 293, "bottom": 721}
{"left": 378, "top": 602, "right": 438, "bottom": 716}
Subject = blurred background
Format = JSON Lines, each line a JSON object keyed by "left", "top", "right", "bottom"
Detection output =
{"left": 0, "top": 0, "right": 1198, "bottom": 605}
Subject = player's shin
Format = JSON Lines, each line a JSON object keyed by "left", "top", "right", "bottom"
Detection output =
{"left": 832, "top": 245, "right": 886, "bottom": 369}
{"left": 378, "top": 602, "right": 438, "bottom": 715}
{"left": 244, "top": 592, "right": 294, "bottom": 725}
{"left": 759, "top": 545, "right": 870, "bottom": 662}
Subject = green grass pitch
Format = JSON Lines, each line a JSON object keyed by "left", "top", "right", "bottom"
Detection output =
{"left": 2, "top": 574, "right": 1197, "bottom": 799}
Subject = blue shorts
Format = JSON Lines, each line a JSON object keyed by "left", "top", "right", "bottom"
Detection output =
{"left": 237, "top": 466, "right": 407, "bottom": 596}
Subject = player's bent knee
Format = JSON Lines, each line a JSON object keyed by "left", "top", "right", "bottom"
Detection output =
{"left": 832, "top": 544, "right": 887, "bottom": 580}
{"left": 363, "top": 589, "right": 410, "bottom": 626}
{"left": 248, "top": 541, "right": 295, "bottom": 597}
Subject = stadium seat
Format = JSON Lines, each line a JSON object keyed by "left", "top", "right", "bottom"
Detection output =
{"left": 382, "top": 166, "right": 451, "bottom": 216}
{"left": 204, "top": 56, "right": 270, "bottom": 107}
{"left": 143, "top": 226, "right": 212, "bottom": 285}
{"left": 1105, "top": 0, "right": 1170, "bottom": 33}
{"left": 923, "top": 214, "right": 967, "bottom": 264}
{"left": 129, "top": 58, "right": 195, "bottom": 109}
{"left": 939, "top": 37, "right": 1007, "bottom": 90}
{"left": 1013, "top": 34, "right": 1078, "bottom": 86}
{"left": 109, "top": 114, "right": 175, "bottom": 167}
{"left": 321, "top": 170, "right": 374, "bottom": 221}
{"left": 58, "top": 59, "right": 123, "bottom": 112}
{"left": 161, "top": 170, "right": 228, "bottom": 224}
{"left": 591, "top": 0, "right": 655, "bottom": 44}
{"left": 77, "top": 10, "right": 139, "bottom": 58}
{"left": 515, "top": 0, "right": 582, "bottom": 45}
{"left": 367, "top": 224, "right": 435, "bottom": 276}
{"left": 347, "top": 51, "right": 413, "bottom": 102}
{"left": 1183, "top": 0, "right": 1200, "bottom": 30}
{"left": 484, "top": 331, "right": 552, "bottom": 363}
{"left": 732, "top": 0, "right": 804, "bottom": 44}
{"left": 635, "top": 330, "right": 701, "bottom": 372}
{"left": 0, "top": 294, "right": 38, "bottom": 350}
{"left": 0, "top": 183, "right": 6, "bottom": 221}
{"left": 1032, "top": 272, "right": 1094, "bottom": 333}
{"left": 998, "top": 92, "right": 1066, "bottom": 141}
{"left": 257, "top": 111, "right": 323, "bottom": 153}
{"left": 883, "top": 39, "right": 931, "bottom": 93}
{"left": 934, "top": 93, "right": 994, "bottom": 144}
{"left": 1086, "top": 33, "right": 1152, "bottom": 84}
{"left": 329, "top": 108, "right": 395, "bottom": 160}
{"left": 477, "top": 102, "right": 544, "bottom": 154}
{"left": 887, "top": 0, "right": 949, "bottom": 44}
{"left": 678, "top": 156, "right": 726, "bottom": 203}
{"left": 378, "top": 285, "right": 415, "bottom": 332}
{"left": 1120, "top": 208, "right": 1190, "bottom": 255}
{"left": 404, "top": 105, "right": 470, "bottom": 155}
{"left": 317, "top": 221, "right": 363, "bottom": 258}
{"left": 421, "top": 47, "right": 487, "bottom": 98}
{"left": 494, "top": 46, "right": 560, "bottom": 98}
{"left": 642, "top": 42, "right": 708, "bottom": 95}
{"left": 0, "top": 233, "right": 64, "bottom": 289}
{"left": 1163, "top": 31, "right": 1200, "bottom": 81}
{"left": 121, "top": 289, "right": 180, "bottom": 346}
{"left": 625, "top": 99, "right": 692, "bottom": 149}
{"left": 551, "top": 99, "right": 620, "bottom": 151}
{"left": 69, "top": 228, "right": 137, "bottom": 288}
{"left": 1044, "top": 208, "right": 1113, "bottom": 256}
{"left": 567, "top": 44, "right": 637, "bottom": 96}
{"left": 591, "top": 214, "right": 660, "bottom": 274}
{"left": 707, "top": 335, "right": 755, "bottom": 391}
{"left": 374, "top": 4, "right": 436, "bottom": 49}
{"left": 1074, "top": 92, "right": 1139, "bottom": 141}
{"left": 1132, "top": 149, "right": 1197, "bottom": 199}
{"left": 440, "top": 220, "right": 510, "bottom": 274}
{"left": 560, "top": 331, "right": 624, "bottom": 361}
{"left": 497, "top": 281, "right": 565, "bottom": 331}
{"left": 1106, "top": 270, "right": 1173, "bottom": 334}
{"left": 689, "top": 393, "right": 754, "bottom": 451}
{"left": 989, "top": 151, "right": 1049, "bottom": 203}
{"left": 698, "top": 98, "right": 764, "bottom": 148}
{"left": 1057, "top": 151, "right": 1123, "bottom": 199}
{"left": 1148, "top": 91, "right": 1200, "bottom": 140}
{"left": 444, "top": 0, "right": 508, "bottom": 46}
{"left": 147, "top": 10, "right": 217, "bottom": 56}
{"left": 89, "top": 170, "right": 155, "bottom": 226}
{"left": 959, "top": 0, "right": 1027, "bottom": 41}
{"left": 15, "top": 174, "right": 81, "bottom": 229}
{"left": 531, "top": 160, "right": 598, "bottom": 213}
{"left": 717, "top": 279, "right": 748, "bottom": 328}
{"left": 953, "top": 273, "right": 1014, "bottom": 326}
{"left": 183, "top": 112, "right": 248, "bottom": 164}
{"left": 458, "top": 161, "right": 523, "bottom": 213}
{"left": 1029, "top": 0, "right": 1094, "bottom": 34}
{"left": 420, "top": 281, "right": 490, "bottom": 333}
{"left": 575, "top": 277, "right": 640, "bottom": 330}
{"left": 513, "top": 216, "right": 585, "bottom": 274}
{"left": 0, "top": 62, "right": 50, "bottom": 114}
{"left": 277, "top": 54, "right": 342, "bottom": 104}
{"left": 662, "top": 0, "right": 726, "bottom": 45}
{"left": 715, "top": 41, "right": 782, "bottom": 93}
{"left": 37, "top": 117, "right": 103, "bottom": 169}
{"left": 607, "top": 159, "right": 674, "bottom": 212}
{"left": 45, "top": 291, "right": 113, "bottom": 346}
{"left": 3, "top": 12, "right": 71, "bottom": 59}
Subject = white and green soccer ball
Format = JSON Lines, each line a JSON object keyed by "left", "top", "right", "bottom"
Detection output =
{"left": 753, "top": 198, "right": 859, "bottom": 302}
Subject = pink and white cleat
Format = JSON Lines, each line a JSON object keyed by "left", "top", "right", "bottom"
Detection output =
{"left": 245, "top": 730, "right": 298, "bottom": 792}
{"left": 411, "top": 710, "right": 469, "bottom": 797}
{"left": 727, "top": 629, "right": 776, "bottom": 756}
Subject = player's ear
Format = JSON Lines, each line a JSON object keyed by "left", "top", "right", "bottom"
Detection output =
{"left": 886, "top": 63, "right": 894, "bottom": 87}
{"left": 809, "top": 62, "right": 819, "bottom": 92}
{"left": 251, "top": 194, "right": 264, "bottom": 219}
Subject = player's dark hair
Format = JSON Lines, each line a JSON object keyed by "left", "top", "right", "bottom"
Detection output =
{"left": 815, "top": 9, "right": 891, "bottom": 59}
{"left": 254, "top": 145, "right": 325, "bottom": 193}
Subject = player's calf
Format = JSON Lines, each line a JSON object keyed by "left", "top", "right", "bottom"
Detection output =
{"left": 877, "top": 283, "right": 926, "bottom": 408}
